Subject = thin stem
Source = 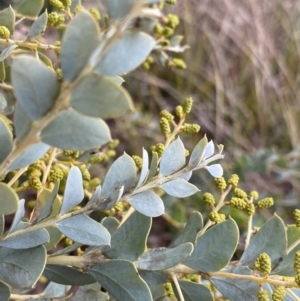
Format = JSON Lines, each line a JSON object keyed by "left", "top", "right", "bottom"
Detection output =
{"left": 286, "top": 288, "right": 300, "bottom": 301}
{"left": 171, "top": 273, "right": 185, "bottom": 301}
{"left": 42, "top": 148, "right": 57, "bottom": 185}
{"left": 287, "top": 237, "right": 300, "bottom": 254}
{"left": 0, "top": 82, "right": 13, "bottom": 91}
{"left": 119, "top": 206, "right": 135, "bottom": 225}
{"left": 0, "top": 38, "right": 60, "bottom": 51}
{"left": 7, "top": 166, "right": 28, "bottom": 187}
{"left": 10, "top": 294, "right": 45, "bottom": 300}
{"left": 245, "top": 214, "right": 253, "bottom": 249}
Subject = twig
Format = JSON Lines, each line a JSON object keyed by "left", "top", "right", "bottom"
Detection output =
{"left": 7, "top": 166, "right": 28, "bottom": 187}
{"left": 171, "top": 273, "right": 185, "bottom": 301}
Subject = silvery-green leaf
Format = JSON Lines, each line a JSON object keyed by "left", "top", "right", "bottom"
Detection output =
{"left": 102, "top": 0, "right": 135, "bottom": 19}
{"left": 36, "top": 182, "right": 60, "bottom": 223}
{"left": 71, "top": 74, "right": 134, "bottom": 119}
{"left": 27, "top": 10, "right": 48, "bottom": 39}
{"left": 13, "top": 102, "right": 32, "bottom": 140}
{"left": 174, "top": 280, "right": 214, "bottom": 301}
{"left": 0, "top": 6, "right": 15, "bottom": 33}
{"left": 0, "top": 280, "right": 10, "bottom": 301}
{"left": 171, "top": 211, "right": 203, "bottom": 247}
{"left": 101, "top": 153, "right": 136, "bottom": 197}
{"left": 61, "top": 10, "right": 101, "bottom": 81}
{"left": 179, "top": 171, "right": 192, "bottom": 181}
{"left": 17, "top": 0, "right": 43, "bottom": 17}
{"left": 57, "top": 214, "right": 110, "bottom": 246}
{"left": 101, "top": 217, "right": 120, "bottom": 235}
{"left": 51, "top": 242, "right": 82, "bottom": 256}
{"left": 202, "top": 140, "right": 214, "bottom": 160}
{"left": 89, "top": 260, "right": 152, "bottom": 301}
{"left": 70, "top": 283, "right": 109, "bottom": 301}
{"left": 189, "top": 135, "right": 207, "bottom": 167}
{"left": 135, "top": 243, "right": 193, "bottom": 271}
{"left": 146, "top": 151, "right": 158, "bottom": 182}
{"left": 160, "top": 138, "right": 185, "bottom": 176}
{"left": 218, "top": 144, "right": 224, "bottom": 154}
{"left": 0, "top": 245, "right": 46, "bottom": 288}
{"left": 43, "top": 282, "right": 71, "bottom": 298}
{"left": 162, "top": 179, "right": 199, "bottom": 198}
{"left": 8, "top": 199, "right": 25, "bottom": 233}
{"left": 98, "top": 186, "right": 124, "bottom": 211}
{"left": 211, "top": 266, "right": 259, "bottom": 301}
{"left": 149, "top": 284, "right": 165, "bottom": 301}
{"left": 109, "top": 75, "right": 124, "bottom": 86}
{"left": 8, "top": 143, "right": 50, "bottom": 171}
{"left": 170, "top": 35, "right": 184, "bottom": 47}
{"left": 0, "top": 228, "right": 49, "bottom": 249}
{"left": 94, "top": 30, "right": 155, "bottom": 76}
{"left": 43, "top": 265, "right": 95, "bottom": 285}
{"left": 70, "top": 0, "right": 81, "bottom": 11}
{"left": 240, "top": 215, "right": 286, "bottom": 267}
{"left": 44, "top": 226, "right": 62, "bottom": 251}
{"left": 137, "top": 148, "right": 149, "bottom": 187}
{"left": 12, "top": 55, "right": 60, "bottom": 120}
{"left": 103, "top": 211, "right": 151, "bottom": 261}
{"left": 41, "top": 109, "right": 111, "bottom": 150}
{"left": 184, "top": 218, "right": 239, "bottom": 272}
{"left": 0, "top": 45, "right": 17, "bottom": 62}
{"left": 60, "top": 166, "right": 84, "bottom": 214}
{"left": 0, "top": 118, "right": 13, "bottom": 164}
{"left": 87, "top": 185, "right": 102, "bottom": 206}
{"left": 0, "top": 183, "right": 19, "bottom": 215}
{"left": 128, "top": 190, "right": 164, "bottom": 217}
{"left": 205, "top": 164, "right": 223, "bottom": 178}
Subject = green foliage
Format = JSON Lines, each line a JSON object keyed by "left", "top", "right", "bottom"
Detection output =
{"left": 0, "top": 1, "right": 299, "bottom": 301}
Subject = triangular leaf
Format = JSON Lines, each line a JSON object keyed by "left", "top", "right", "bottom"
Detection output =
{"left": 0, "top": 45, "right": 18, "bottom": 62}
{"left": 0, "top": 280, "right": 10, "bottom": 301}
{"left": 183, "top": 218, "right": 239, "bottom": 272}
{"left": 27, "top": 10, "right": 48, "bottom": 39}
{"left": 41, "top": 109, "right": 111, "bottom": 150}
{"left": 71, "top": 74, "right": 134, "bottom": 118}
{"left": 160, "top": 138, "right": 185, "bottom": 176}
{"left": 43, "top": 265, "right": 95, "bottom": 285}
{"left": 8, "top": 199, "right": 25, "bottom": 233}
{"left": 103, "top": 211, "right": 151, "bottom": 261}
{"left": 17, "top": 0, "right": 44, "bottom": 17}
{"left": 0, "top": 183, "right": 19, "bottom": 215}
{"left": 57, "top": 214, "right": 110, "bottom": 246}
{"left": 162, "top": 179, "right": 199, "bottom": 198}
{"left": 61, "top": 10, "right": 101, "bottom": 81}
{"left": 12, "top": 55, "right": 60, "bottom": 120}
{"left": 240, "top": 215, "right": 286, "bottom": 266}
{"left": 135, "top": 243, "right": 193, "bottom": 271}
{"left": 205, "top": 164, "right": 223, "bottom": 178}
{"left": 89, "top": 260, "right": 152, "bottom": 301}
{"left": 0, "top": 6, "right": 15, "bottom": 33}
{"left": 202, "top": 140, "right": 214, "bottom": 160}
{"left": 13, "top": 101, "right": 32, "bottom": 140}
{"left": 146, "top": 151, "right": 158, "bottom": 182}
{"left": 101, "top": 153, "right": 136, "bottom": 197}
{"left": 60, "top": 166, "right": 84, "bottom": 214}
{"left": 171, "top": 211, "right": 203, "bottom": 247}
{"left": 0, "top": 245, "right": 46, "bottom": 288}
{"left": 189, "top": 135, "right": 208, "bottom": 167}
{"left": 8, "top": 142, "right": 50, "bottom": 171}
{"left": 94, "top": 30, "right": 155, "bottom": 76}
{"left": 137, "top": 148, "right": 149, "bottom": 187}
{"left": 128, "top": 190, "right": 164, "bottom": 217}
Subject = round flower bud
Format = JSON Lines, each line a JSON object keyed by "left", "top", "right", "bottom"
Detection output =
{"left": 230, "top": 197, "right": 246, "bottom": 209}
{"left": 202, "top": 192, "right": 215, "bottom": 205}
{"left": 249, "top": 190, "right": 259, "bottom": 200}
{"left": 89, "top": 177, "right": 101, "bottom": 189}
{"left": 209, "top": 211, "right": 226, "bottom": 224}
{"left": 172, "top": 58, "right": 186, "bottom": 69}
{"left": 258, "top": 290, "right": 270, "bottom": 301}
{"left": 233, "top": 187, "right": 247, "bottom": 199}
{"left": 73, "top": 4, "right": 84, "bottom": 14}
{"left": 271, "top": 286, "right": 286, "bottom": 301}
{"left": 182, "top": 97, "right": 193, "bottom": 114}
{"left": 165, "top": 0, "right": 177, "bottom": 4}
{"left": 88, "top": 153, "right": 108, "bottom": 164}
{"left": 108, "top": 139, "right": 120, "bottom": 149}
{"left": 182, "top": 123, "right": 200, "bottom": 134}
{"left": 61, "top": 0, "right": 71, "bottom": 7}
{"left": 294, "top": 209, "right": 300, "bottom": 227}
{"left": 79, "top": 164, "right": 91, "bottom": 181}
{"left": 257, "top": 197, "right": 274, "bottom": 209}
{"left": 0, "top": 26, "right": 10, "bottom": 40}
{"left": 295, "top": 273, "right": 300, "bottom": 287}
{"left": 155, "top": 143, "right": 165, "bottom": 157}
{"left": 166, "top": 14, "right": 180, "bottom": 29}
{"left": 154, "top": 23, "right": 164, "bottom": 35}
{"left": 294, "top": 250, "right": 300, "bottom": 271}
{"left": 164, "top": 282, "right": 174, "bottom": 296}
{"left": 214, "top": 177, "right": 227, "bottom": 191}
{"left": 254, "top": 253, "right": 271, "bottom": 275}
{"left": 49, "top": 165, "right": 65, "bottom": 182}
{"left": 227, "top": 174, "right": 239, "bottom": 186}
{"left": 50, "top": 0, "right": 64, "bottom": 10}
{"left": 175, "top": 105, "right": 184, "bottom": 118}
{"left": 160, "top": 110, "right": 174, "bottom": 122}
{"left": 28, "top": 177, "right": 42, "bottom": 190}
{"left": 162, "top": 26, "right": 174, "bottom": 37}
{"left": 107, "top": 150, "right": 116, "bottom": 157}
